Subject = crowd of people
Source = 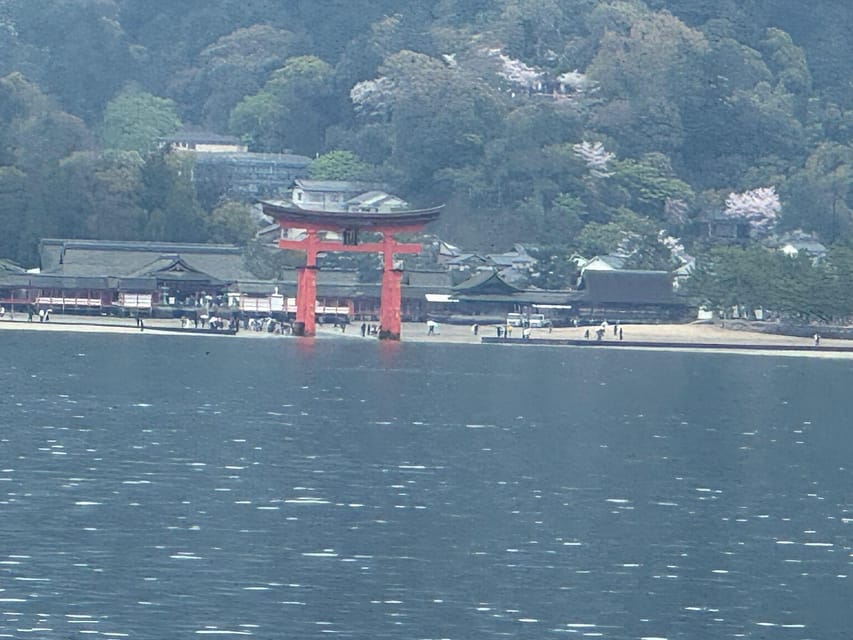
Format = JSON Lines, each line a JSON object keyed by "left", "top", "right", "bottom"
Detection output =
{"left": 177, "top": 313, "right": 288, "bottom": 334}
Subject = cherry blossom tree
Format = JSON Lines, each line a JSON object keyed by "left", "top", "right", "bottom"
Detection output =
{"left": 724, "top": 186, "right": 781, "bottom": 236}
{"left": 349, "top": 76, "right": 395, "bottom": 120}
{"left": 494, "top": 52, "right": 542, "bottom": 88}
{"left": 572, "top": 140, "right": 614, "bottom": 178}
{"left": 557, "top": 70, "right": 596, "bottom": 94}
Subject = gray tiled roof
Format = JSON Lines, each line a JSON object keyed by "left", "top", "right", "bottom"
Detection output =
{"left": 581, "top": 254, "right": 626, "bottom": 270}
{"left": 1, "top": 273, "right": 116, "bottom": 289}
{"left": 403, "top": 270, "right": 453, "bottom": 289}
{"left": 194, "top": 151, "right": 312, "bottom": 166}
{"left": 446, "top": 253, "right": 487, "bottom": 265}
{"left": 39, "top": 239, "right": 260, "bottom": 281}
{"left": 453, "top": 270, "right": 523, "bottom": 294}
{"left": 0, "top": 259, "right": 25, "bottom": 274}
{"left": 346, "top": 190, "right": 390, "bottom": 204}
{"left": 160, "top": 131, "right": 243, "bottom": 145}
{"left": 294, "top": 179, "right": 375, "bottom": 193}
{"left": 12, "top": 240, "right": 455, "bottom": 308}
{"left": 453, "top": 290, "right": 576, "bottom": 305}
{"left": 316, "top": 270, "right": 361, "bottom": 286}
{"left": 580, "top": 269, "right": 676, "bottom": 304}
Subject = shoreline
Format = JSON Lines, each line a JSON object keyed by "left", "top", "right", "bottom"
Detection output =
{"left": 0, "top": 314, "right": 847, "bottom": 356}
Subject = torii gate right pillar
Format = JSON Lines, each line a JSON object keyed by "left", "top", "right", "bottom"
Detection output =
{"left": 291, "top": 229, "right": 319, "bottom": 337}
{"left": 378, "top": 268, "right": 403, "bottom": 340}
{"left": 294, "top": 265, "right": 318, "bottom": 337}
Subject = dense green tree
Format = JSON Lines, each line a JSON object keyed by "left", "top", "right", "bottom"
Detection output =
{"left": 550, "top": 193, "right": 587, "bottom": 233}
{"left": 177, "top": 24, "right": 306, "bottom": 129}
{"left": 0, "top": 72, "right": 92, "bottom": 169}
{"left": 575, "top": 209, "right": 675, "bottom": 269}
{"left": 229, "top": 55, "right": 336, "bottom": 155}
{"left": 493, "top": 0, "right": 570, "bottom": 62}
{"left": 100, "top": 87, "right": 181, "bottom": 152}
{"left": 527, "top": 245, "right": 580, "bottom": 289}
{"left": 0, "top": 72, "right": 91, "bottom": 262}
{"left": 782, "top": 142, "right": 853, "bottom": 242}
{"left": 55, "top": 150, "right": 146, "bottom": 239}
{"left": 206, "top": 201, "right": 257, "bottom": 245}
{"left": 11, "top": 0, "right": 136, "bottom": 121}
{"left": 117, "top": 0, "right": 297, "bottom": 93}
{"left": 335, "top": 13, "right": 434, "bottom": 91}
{"left": 0, "top": 165, "right": 28, "bottom": 260}
{"left": 611, "top": 153, "right": 694, "bottom": 219}
{"left": 0, "top": 7, "right": 43, "bottom": 80}
{"left": 360, "top": 50, "right": 505, "bottom": 197}
{"left": 4, "top": 1, "right": 853, "bottom": 265}
{"left": 677, "top": 36, "right": 772, "bottom": 187}
{"left": 686, "top": 245, "right": 839, "bottom": 322}
{"left": 759, "top": 27, "right": 812, "bottom": 115}
{"left": 139, "top": 151, "right": 205, "bottom": 241}
{"left": 309, "top": 150, "right": 371, "bottom": 180}
{"left": 587, "top": 10, "right": 709, "bottom": 156}
{"left": 485, "top": 100, "right": 586, "bottom": 208}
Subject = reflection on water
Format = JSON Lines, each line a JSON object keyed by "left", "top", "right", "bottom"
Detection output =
{"left": 0, "top": 332, "right": 850, "bottom": 638}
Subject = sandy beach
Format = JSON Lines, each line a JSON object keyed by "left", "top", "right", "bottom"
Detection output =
{"left": 400, "top": 319, "right": 851, "bottom": 352}
{"left": 0, "top": 313, "right": 847, "bottom": 355}
{"left": 401, "top": 320, "right": 827, "bottom": 346}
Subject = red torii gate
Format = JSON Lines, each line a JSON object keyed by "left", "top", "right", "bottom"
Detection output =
{"left": 260, "top": 201, "right": 442, "bottom": 340}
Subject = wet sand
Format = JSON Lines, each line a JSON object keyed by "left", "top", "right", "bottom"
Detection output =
{"left": 0, "top": 314, "right": 846, "bottom": 356}
{"left": 401, "top": 321, "right": 825, "bottom": 346}
{"left": 0, "top": 315, "right": 241, "bottom": 336}
{"left": 399, "top": 321, "right": 852, "bottom": 357}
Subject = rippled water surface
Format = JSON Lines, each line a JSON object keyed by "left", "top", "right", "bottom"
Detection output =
{"left": 0, "top": 332, "right": 850, "bottom": 639}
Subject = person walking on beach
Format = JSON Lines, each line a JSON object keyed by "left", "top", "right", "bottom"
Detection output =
{"left": 619, "top": 327, "right": 623, "bottom": 341}
{"left": 497, "top": 325, "right": 503, "bottom": 338}
{"left": 814, "top": 333, "right": 820, "bottom": 346}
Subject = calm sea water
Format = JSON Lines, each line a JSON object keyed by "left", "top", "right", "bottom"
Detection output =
{"left": 0, "top": 331, "right": 850, "bottom": 639}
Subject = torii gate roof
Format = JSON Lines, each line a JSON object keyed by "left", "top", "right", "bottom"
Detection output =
{"left": 260, "top": 200, "right": 443, "bottom": 230}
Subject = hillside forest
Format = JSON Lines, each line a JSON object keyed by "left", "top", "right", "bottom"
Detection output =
{"left": 4, "top": 1, "right": 853, "bottom": 315}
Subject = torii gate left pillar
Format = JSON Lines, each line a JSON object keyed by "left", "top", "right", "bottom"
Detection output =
{"left": 279, "top": 226, "right": 425, "bottom": 340}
